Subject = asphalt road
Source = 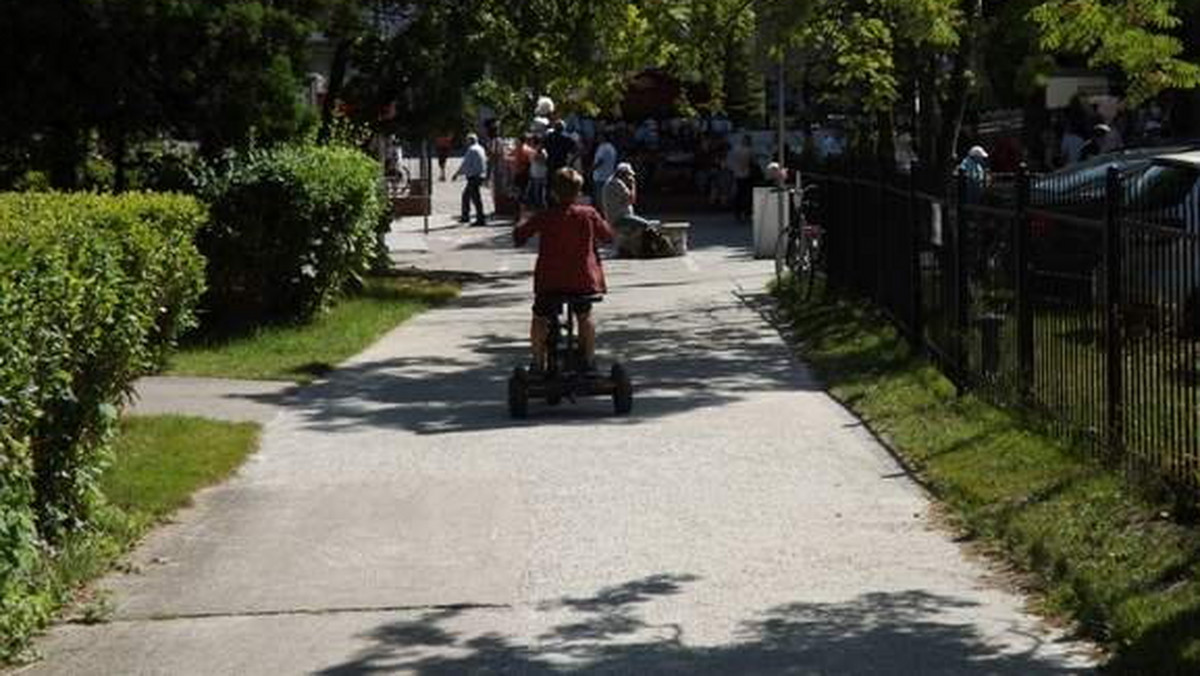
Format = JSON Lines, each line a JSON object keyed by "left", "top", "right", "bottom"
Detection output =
{"left": 19, "top": 173, "right": 1096, "bottom": 675}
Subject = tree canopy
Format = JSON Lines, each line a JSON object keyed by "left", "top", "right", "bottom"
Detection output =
{"left": 1, "top": 0, "right": 1198, "bottom": 189}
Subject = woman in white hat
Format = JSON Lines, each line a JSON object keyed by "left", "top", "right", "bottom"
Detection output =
{"left": 957, "top": 145, "right": 990, "bottom": 204}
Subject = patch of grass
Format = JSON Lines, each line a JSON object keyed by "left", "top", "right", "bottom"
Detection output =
{"left": 167, "top": 275, "right": 459, "bottom": 382}
{"left": 774, "top": 278, "right": 1200, "bottom": 674}
{"left": 101, "top": 415, "right": 260, "bottom": 524}
{"left": 19, "top": 416, "right": 259, "bottom": 657}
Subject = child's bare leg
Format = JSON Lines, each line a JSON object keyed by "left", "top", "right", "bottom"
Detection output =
{"left": 578, "top": 312, "right": 596, "bottom": 366}
{"left": 530, "top": 317, "right": 549, "bottom": 370}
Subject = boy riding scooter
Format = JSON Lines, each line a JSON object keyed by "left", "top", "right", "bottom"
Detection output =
{"left": 513, "top": 168, "right": 614, "bottom": 372}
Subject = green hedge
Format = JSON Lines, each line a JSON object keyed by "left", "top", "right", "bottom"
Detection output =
{"left": 196, "top": 144, "right": 386, "bottom": 324}
{"left": 0, "top": 192, "right": 205, "bottom": 659}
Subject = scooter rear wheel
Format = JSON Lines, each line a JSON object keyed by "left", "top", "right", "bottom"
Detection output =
{"left": 611, "top": 363, "right": 633, "bottom": 415}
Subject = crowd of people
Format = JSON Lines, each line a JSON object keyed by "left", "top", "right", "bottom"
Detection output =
{"left": 490, "top": 110, "right": 848, "bottom": 227}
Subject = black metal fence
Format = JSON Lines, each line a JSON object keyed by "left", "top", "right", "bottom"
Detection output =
{"left": 804, "top": 160, "right": 1200, "bottom": 500}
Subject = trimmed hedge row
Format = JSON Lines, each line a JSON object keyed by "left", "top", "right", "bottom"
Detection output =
{"left": 196, "top": 145, "right": 387, "bottom": 324}
{"left": 0, "top": 192, "right": 205, "bottom": 659}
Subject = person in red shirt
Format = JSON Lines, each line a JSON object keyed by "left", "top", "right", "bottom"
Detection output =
{"left": 513, "top": 168, "right": 615, "bottom": 371}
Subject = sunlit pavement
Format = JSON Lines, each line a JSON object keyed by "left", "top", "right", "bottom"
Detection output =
{"left": 20, "top": 165, "right": 1097, "bottom": 675}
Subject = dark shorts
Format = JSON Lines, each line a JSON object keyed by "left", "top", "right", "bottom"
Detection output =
{"left": 533, "top": 295, "right": 596, "bottom": 318}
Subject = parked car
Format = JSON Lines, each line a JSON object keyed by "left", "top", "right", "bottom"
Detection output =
{"left": 1027, "top": 146, "right": 1200, "bottom": 334}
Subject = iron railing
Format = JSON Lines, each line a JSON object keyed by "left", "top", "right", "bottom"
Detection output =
{"left": 804, "top": 160, "right": 1200, "bottom": 501}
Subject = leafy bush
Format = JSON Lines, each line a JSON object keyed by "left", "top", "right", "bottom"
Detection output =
{"left": 0, "top": 192, "right": 205, "bottom": 660}
{"left": 126, "top": 140, "right": 203, "bottom": 193}
{"left": 195, "top": 144, "right": 386, "bottom": 324}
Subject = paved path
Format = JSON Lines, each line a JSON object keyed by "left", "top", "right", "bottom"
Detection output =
{"left": 21, "top": 177, "right": 1096, "bottom": 674}
{"left": 129, "top": 377, "right": 293, "bottom": 424}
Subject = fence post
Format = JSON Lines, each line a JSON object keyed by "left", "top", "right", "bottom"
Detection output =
{"left": 876, "top": 160, "right": 887, "bottom": 307}
{"left": 909, "top": 161, "right": 923, "bottom": 354}
{"left": 1015, "top": 163, "right": 1034, "bottom": 397}
{"left": 846, "top": 160, "right": 857, "bottom": 296}
{"left": 954, "top": 171, "right": 970, "bottom": 393}
{"left": 1104, "top": 166, "right": 1125, "bottom": 456}
{"left": 422, "top": 140, "right": 432, "bottom": 235}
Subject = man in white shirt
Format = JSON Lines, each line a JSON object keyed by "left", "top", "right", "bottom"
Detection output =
{"left": 453, "top": 133, "right": 489, "bottom": 226}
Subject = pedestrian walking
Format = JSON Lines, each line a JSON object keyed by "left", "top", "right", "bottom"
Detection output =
{"left": 545, "top": 120, "right": 578, "bottom": 185}
{"left": 435, "top": 134, "right": 453, "bottom": 181}
{"left": 728, "top": 135, "right": 754, "bottom": 223}
{"left": 591, "top": 132, "right": 617, "bottom": 206}
{"left": 453, "top": 133, "right": 488, "bottom": 226}
{"left": 525, "top": 136, "right": 549, "bottom": 210}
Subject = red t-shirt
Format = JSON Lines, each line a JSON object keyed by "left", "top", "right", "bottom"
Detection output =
{"left": 514, "top": 204, "right": 614, "bottom": 295}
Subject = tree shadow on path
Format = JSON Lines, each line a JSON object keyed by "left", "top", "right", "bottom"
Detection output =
{"left": 316, "top": 574, "right": 1089, "bottom": 675}
{"left": 238, "top": 296, "right": 821, "bottom": 436}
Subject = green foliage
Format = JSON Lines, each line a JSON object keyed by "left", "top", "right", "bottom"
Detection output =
{"left": 125, "top": 141, "right": 204, "bottom": 193}
{"left": 336, "top": 1, "right": 488, "bottom": 139}
{"left": 469, "top": 0, "right": 671, "bottom": 122}
{"left": 195, "top": 144, "right": 386, "bottom": 324}
{"left": 103, "top": 416, "right": 260, "bottom": 524}
{"left": 0, "top": 192, "right": 206, "bottom": 660}
{"left": 0, "top": 435, "right": 50, "bottom": 664}
{"left": 12, "top": 172, "right": 51, "bottom": 193}
{"left": 794, "top": 0, "right": 961, "bottom": 113}
{"left": 1031, "top": 0, "right": 1200, "bottom": 104}
{"left": 0, "top": 0, "right": 322, "bottom": 188}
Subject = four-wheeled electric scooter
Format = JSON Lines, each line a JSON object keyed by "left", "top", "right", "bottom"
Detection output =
{"left": 508, "top": 294, "right": 633, "bottom": 418}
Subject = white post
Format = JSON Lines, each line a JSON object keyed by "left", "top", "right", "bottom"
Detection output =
{"left": 776, "top": 53, "right": 787, "bottom": 254}
{"left": 777, "top": 54, "right": 786, "bottom": 166}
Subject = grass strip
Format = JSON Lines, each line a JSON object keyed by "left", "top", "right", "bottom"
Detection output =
{"left": 101, "top": 415, "right": 260, "bottom": 525}
{"left": 167, "top": 275, "right": 459, "bottom": 382}
{"left": 20, "top": 416, "right": 259, "bottom": 655}
{"left": 774, "top": 279, "right": 1200, "bottom": 674}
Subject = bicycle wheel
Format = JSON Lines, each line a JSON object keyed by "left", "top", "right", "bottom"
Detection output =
{"left": 798, "top": 232, "right": 821, "bottom": 299}
{"left": 773, "top": 230, "right": 790, "bottom": 285}
{"left": 774, "top": 229, "right": 799, "bottom": 286}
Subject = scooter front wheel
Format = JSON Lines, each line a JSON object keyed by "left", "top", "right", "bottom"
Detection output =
{"left": 508, "top": 367, "right": 529, "bottom": 418}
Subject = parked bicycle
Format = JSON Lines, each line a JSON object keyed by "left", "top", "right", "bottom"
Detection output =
{"left": 774, "top": 183, "right": 823, "bottom": 297}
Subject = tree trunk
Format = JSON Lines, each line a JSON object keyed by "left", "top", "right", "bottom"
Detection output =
{"left": 318, "top": 39, "right": 353, "bottom": 145}
{"left": 47, "top": 124, "right": 84, "bottom": 190}
{"left": 937, "top": 0, "right": 982, "bottom": 180}
{"left": 112, "top": 127, "right": 128, "bottom": 193}
{"left": 917, "top": 55, "right": 942, "bottom": 183}
{"left": 876, "top": 109, "right": 896, "bottom": 174}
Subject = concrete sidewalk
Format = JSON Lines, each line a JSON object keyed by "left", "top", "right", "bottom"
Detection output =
{"left": 129, "top": 377, "right": 294, "bottom": 424}
{"left": 20, "top": 176, "right": 1096, "bottom": 674}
